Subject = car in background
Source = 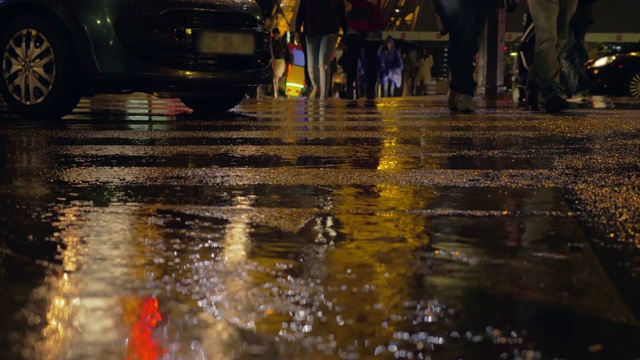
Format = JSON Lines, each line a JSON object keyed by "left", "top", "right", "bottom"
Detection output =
{"left": 0, "top": 0, "right": 272, "bottom": 118}
{"left": 587, "top": 45, "right": 640, "bottom": 98}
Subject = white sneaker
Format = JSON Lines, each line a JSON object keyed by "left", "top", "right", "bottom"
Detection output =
{"left": 567, "top": 91, "right": 587, "bottom": 103}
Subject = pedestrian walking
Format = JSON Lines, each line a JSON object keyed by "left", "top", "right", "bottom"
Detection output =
{"left": 271, "top": 28, "right": 291, "bottom": 98}
{"left": 432, "top": 0, "right": 521, "bottom": 111}
{"left": 299, "top": 34, "right": 314, "bottom": 97}
{"left": 415, "top": 48, "right": 433, "bottom": 95}
{"left": 528, "top": 0, "right": 578, "bottom": 112}
{"left": 378, "top": 36, "right": 403, "bottom": 97}
{"left": 340, "top": 0, "right": 385, "bottom": 100}
{"left": 431, "top": 0, "right": 491, "bottom": 112}
{"left": 560, "top": 0, "right": 596, "bottom": 100}
{"left": 517, "top": 12, "right": 543, "bottom": 110}
{"left": 296, "top": 0, "right": 347, "bottom": 100}
{"left": 401, "top": 51, "right": 416, "bottom": 96}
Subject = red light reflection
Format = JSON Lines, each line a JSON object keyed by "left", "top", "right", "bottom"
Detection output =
{"left": 124, "top": 297, "right": 166, "bottom": 360}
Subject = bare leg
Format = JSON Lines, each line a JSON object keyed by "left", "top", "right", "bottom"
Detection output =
{"left": 274, "top": 76, "right": 280, "bottom": 98}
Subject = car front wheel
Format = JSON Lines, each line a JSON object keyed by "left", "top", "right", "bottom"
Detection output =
{"left": 624, "top": 69, "right": 640, "bottom": 99}
{"left": 0, "top": 15, "right": 81, "bottom": 118}
{"left": 180, "top": 93, "right": 246, "bottom": 115}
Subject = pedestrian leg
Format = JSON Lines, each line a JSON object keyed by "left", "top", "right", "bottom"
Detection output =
{"left": 343, "top": 33, "right": 364, "bottom": 99}
{"left": 363, "top": 33, "right": 382, "bottom": 100}
{"left": 318, "top": 33, "right": 339, "bottom": 100}
{"left": 305, "top": 35, "right": 322, "bottom": 98}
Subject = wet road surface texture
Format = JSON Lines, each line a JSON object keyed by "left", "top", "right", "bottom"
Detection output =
{"left": 1, "top": 94, "right": 639, "bottom": 359}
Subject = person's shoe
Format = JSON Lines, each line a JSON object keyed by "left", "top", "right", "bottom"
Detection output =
{"left": 339, "top": 90, "right": 354, "bottom": 100}
{"left": 447, "top": 90, "right": 458, "bottom": 111}
{"left": 365, "top": 88, "right": 376, "bottom": 100}
{"left": 527, "top": 91, "right": 540, "bottom": 111}
{"left": 457, "top": 94, "right": 474, "bottom": 113}
{"left": 544, "top": 94, "right": 568, "bottom": 113}
{"left": 300, "top": 86, "right": 311, "bottom": 97}
{"left": 363, "top": 99, "right": 377, "bottom": 108}
{"left": 567, "top": 91, "right": 587, "bottom": 103}
{"left": 346, "top": 100, "right": 358, "bottom": 108}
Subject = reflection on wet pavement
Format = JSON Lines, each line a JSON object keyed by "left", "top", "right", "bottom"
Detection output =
{"left": 1, "top": 95, "right": 639, "bottom": 359}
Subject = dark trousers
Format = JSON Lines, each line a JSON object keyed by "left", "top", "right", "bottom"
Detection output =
{"left": 342, "top": 32, "right": 382, "bottom": 99}
{"left": 560, "top": 15, "right": 592, "bottom": 95}
{"left": 434, "top": 0, "right": 490, "bottom": 96}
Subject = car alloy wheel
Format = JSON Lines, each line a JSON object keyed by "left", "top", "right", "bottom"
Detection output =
{"left": 0, "top": 15, "right": 81, "bottom": 118}
{"left": 628, "top": 71, "right": 640, "bottom": 99}
{"left": 3, "top": 28, "right": 56, "bottom": 105}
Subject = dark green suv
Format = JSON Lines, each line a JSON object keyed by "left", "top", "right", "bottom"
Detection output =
{"left": 0, "top": 0, "right": 272, "bottom": 118}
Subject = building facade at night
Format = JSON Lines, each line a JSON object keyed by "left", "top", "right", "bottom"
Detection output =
{"left": 384, "top": 0, "right": 640, "bottom": 42}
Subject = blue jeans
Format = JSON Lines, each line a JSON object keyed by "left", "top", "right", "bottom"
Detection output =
{"left": 528, "top": 0, "right": 578, "bottom": 99}
{"left": 381, "top": 77, "right": 396, "bottom": 97}
{"left": 306, "top": 33, "right": 339, "bottom": 99}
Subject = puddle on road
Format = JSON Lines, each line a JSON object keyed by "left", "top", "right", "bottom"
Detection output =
{"left": 2, "top": 97, "right": 640, "bottom": 359}
{"left": 0, "top": 184, "right": 637, "bottom": 359}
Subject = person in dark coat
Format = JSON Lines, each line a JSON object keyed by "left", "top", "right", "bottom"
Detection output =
{"left": 401, "top": 50, "right": 416, "bottom": 96}
{"left": 340, "top": 0, "right": 385, "bottom": 100}
{"left": 432, "top": 0, "right": 521, "bottom": 111}
{"left": 431, "top": 0, "right": 492, "bottom": 112}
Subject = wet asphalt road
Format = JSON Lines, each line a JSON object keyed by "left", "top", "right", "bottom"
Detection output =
{"left": 1, "top": 94, "right": 639, "bottom": 359}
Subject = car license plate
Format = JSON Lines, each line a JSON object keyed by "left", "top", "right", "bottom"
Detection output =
{"left": 197, "top": 32, "right": 254, "bottom": 55}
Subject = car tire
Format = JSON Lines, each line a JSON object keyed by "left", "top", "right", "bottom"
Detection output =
{"left": 180, "top": 93, "right": 246, "bottom": 115}
{"left": 0, "top": 15, "right": 81, "bottom": 118}
{"left": 624, "top": 69, "right": 640, "bottom": 99}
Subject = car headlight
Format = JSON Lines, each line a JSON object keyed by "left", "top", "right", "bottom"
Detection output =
{"left": 592, "top": 55, "right": 616, "bottom": 68}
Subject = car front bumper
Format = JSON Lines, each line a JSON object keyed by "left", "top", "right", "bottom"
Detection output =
{"left": 104, "top": 66, "right": 272, "bottom": 95}
{"left": 71, "top": 0, "right": 272, "bottom": 92}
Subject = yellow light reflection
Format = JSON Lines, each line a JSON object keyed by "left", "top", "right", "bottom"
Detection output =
{"left": 39, "top": 273, "right": 77, "bottom": 359}
{"left": 224, "top": 219, "right": 250, "bottom": 264}
{"left": 322, "top": 112, "right": 439, "bottom": 344}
